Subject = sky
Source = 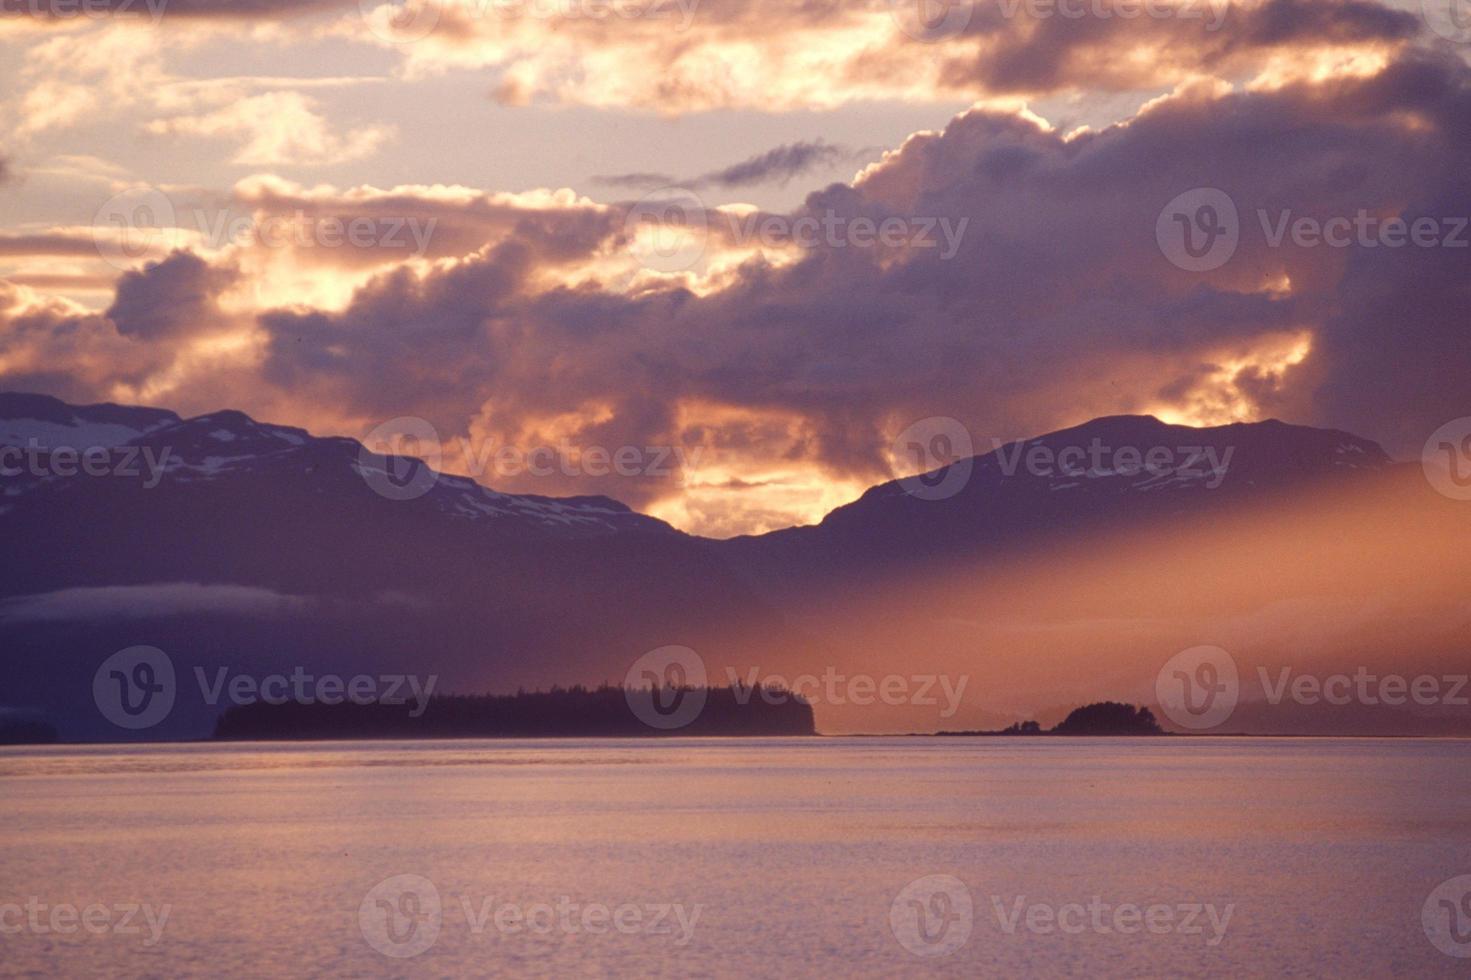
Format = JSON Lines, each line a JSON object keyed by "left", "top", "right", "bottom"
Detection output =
{"left": 0, "top": 0, "right": 1467, "bottom": 536}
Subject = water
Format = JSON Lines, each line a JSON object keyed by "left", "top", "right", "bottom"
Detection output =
{"left": 1, "top": 737, "right": 1467, "bottom": 977}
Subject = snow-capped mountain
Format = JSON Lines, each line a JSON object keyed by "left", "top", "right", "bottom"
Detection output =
{"left": 0, "top": 395, "right": 672, "bottom": 536}
{"left": 3, "top": 393, "right": 1461, "bottom": 740}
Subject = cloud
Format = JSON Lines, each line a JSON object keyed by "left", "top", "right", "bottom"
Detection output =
{"left": 144, "top": 91, "right": 394, "bottom": 166}
{"left": 105, "top": 250, "right": 239, "bottom": 340}
{"left": 339, "top": 0, "right": 1426, "bottom": 113}
{"left": 3, "top": 44, "right": 1468, "bottom": 536}
{"left": 596, "top": 140, "right": 850, "bottom": 190}
{"left": 704, "top": 140, "right": 848, "bottom": 187}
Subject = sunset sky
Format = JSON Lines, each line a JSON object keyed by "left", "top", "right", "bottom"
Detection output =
{"left": 1, "top": 0, "right": 1467, "bottom": 536}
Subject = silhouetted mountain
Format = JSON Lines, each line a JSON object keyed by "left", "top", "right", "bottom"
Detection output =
{"left": 0, "top": 393, "right": 798, "bottom": 740}
{"left": 717, "top": 414, "right": 1394, "bottom": 594}
{"left": 2, "top": 393, "right": 1464, "bottom": 740}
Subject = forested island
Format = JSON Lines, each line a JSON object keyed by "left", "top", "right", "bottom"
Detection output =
{"left": 212, "top": 683, "right": 816, "bottom": 740}
{"left": 940, "top": 702, "right": 1165, "bottom": 736}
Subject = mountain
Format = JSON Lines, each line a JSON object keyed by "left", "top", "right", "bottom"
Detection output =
{"left": 2, "top": 393, "right": 1466, "bottom": 739}
{"left": 0, "top": 393, "right": 797, "bottom": 740}
{"left": 717, "top": 414, "right": 1395, "bottom": 595}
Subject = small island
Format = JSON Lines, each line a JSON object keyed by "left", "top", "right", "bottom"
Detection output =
{"left": 940, "top": 701, "right": 1165, "bottom": 736}
{"left": 0, "top": 718, "right": 59, "bottom": 745}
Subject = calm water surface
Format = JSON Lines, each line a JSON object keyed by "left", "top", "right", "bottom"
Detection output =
{"left": 1, "top": 737, "right": 1468, "bottom": 977}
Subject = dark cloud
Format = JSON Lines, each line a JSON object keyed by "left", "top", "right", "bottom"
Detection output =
{"left": 305, "top": 50, "right": 1465, "bottom": 478}
{"left": 701, "top": 140, "right": 849, "bottom": 188}
{"left": 105, "top": 250, "right": 238, "bottom": 341}
{"left": 591, "top": 171, "right": 678, "bottom": 190}
{"left": 5, "top": 46, "right": 1469, "bottom": 526}
{"left": 940, "top": 0, "right": 1422, "bottom": 96}
{"left": 594, "top": 141, "right": 849, "bottom": 191}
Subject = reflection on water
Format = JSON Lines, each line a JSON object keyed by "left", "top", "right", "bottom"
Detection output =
{"left": 1, "top": 737, "right": 1468, "bottom": 977}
